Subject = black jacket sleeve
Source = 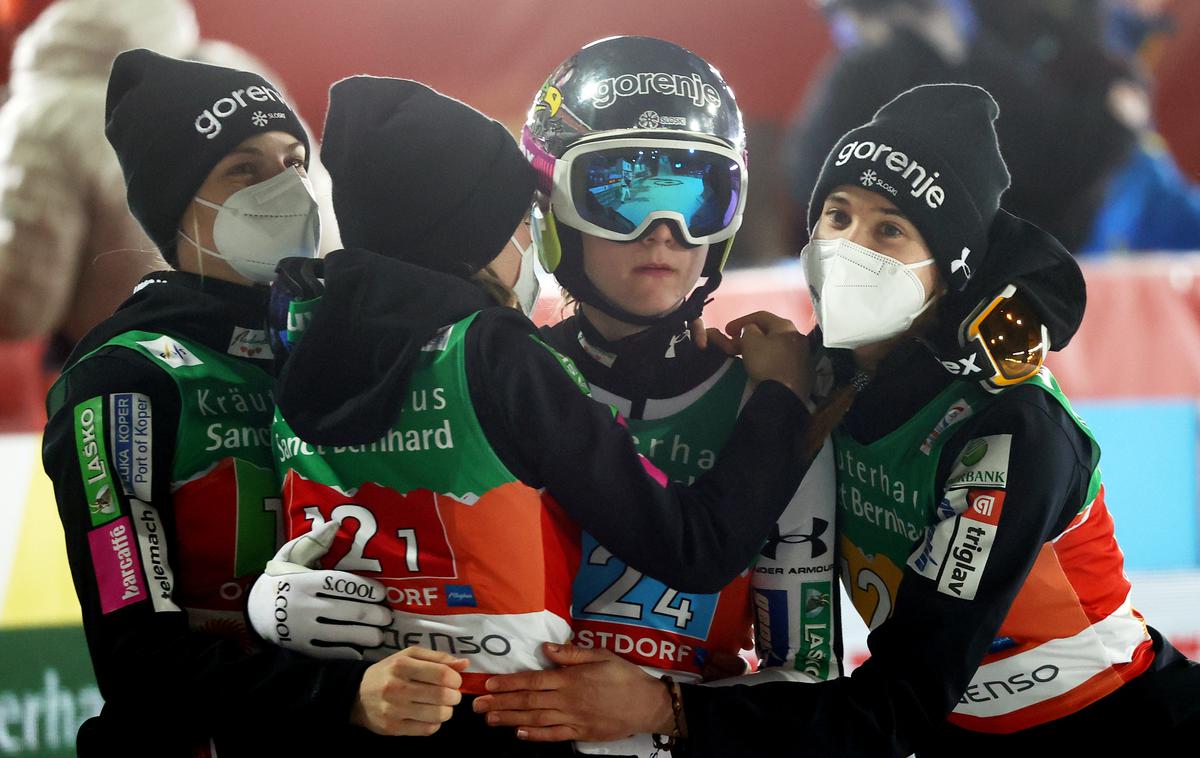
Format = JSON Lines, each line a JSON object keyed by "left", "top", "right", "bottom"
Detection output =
{"left": 675, "top": 385, "right": 1093, "bottom": 757}
{"left": 466, "top": 309, "right": 813, "bottom": 595}
{"left": 42, "top": 350, "right": 370, "bottom": 749}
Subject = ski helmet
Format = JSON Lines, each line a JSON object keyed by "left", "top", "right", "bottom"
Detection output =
{"left": 523, "top": 36, "right": 748, "bottom": 325}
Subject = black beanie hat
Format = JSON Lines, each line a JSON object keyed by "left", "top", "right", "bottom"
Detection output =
{"left": 808, "top": 83, "right": 1011, "bottom": 292}
{"left": 321, "top": 76, "right": 535, "bottom": 275}
{"left": 105, "top": 49, "right": 310, "bottom": 261}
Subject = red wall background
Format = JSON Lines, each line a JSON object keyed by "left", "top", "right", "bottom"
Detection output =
{"left": 190, "top": 0, "right": 833, "bottom": 134}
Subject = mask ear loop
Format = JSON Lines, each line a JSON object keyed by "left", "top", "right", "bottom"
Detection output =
{"left": 193, "top": 205, "right": 205, "bottom": 282}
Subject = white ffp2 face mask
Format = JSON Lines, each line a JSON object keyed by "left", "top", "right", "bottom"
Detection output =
{"left": 511, "top": 234, "right": 542, "bottom": 317}
{"left": 802, "top": 237, "right": 936, "bottom": 349}
{"left": 180, "top": 167, "right": 320, "bottom": 284}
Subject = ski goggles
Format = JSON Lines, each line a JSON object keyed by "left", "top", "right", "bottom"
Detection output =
{"left": 961, "top": 284, "right": 1050, "bottom": 386}
{"left": 544, "top": 136, "right": 747, "bottom": 245}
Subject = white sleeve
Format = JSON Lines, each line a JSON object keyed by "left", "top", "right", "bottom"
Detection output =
{"left": 750, "top": 437, "right": 842, "bottom": 680}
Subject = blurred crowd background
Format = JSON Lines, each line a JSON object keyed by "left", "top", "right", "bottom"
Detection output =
{"left": 0, "top": 2, "right": 1197, "bottom": 754}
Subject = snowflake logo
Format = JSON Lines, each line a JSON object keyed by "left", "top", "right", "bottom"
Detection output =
{"left": 859, "top": 169, "right": 877, "bottom": 187}
{"left": 251, "top": 111, "right": 269, "bottom": 127}
{"left": 637, "top": 110, "right": 660, "bottom": 129}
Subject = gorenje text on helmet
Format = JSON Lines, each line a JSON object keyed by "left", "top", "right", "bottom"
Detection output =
{"left": 590, "top": 72, "right": 722, "bottom": 110}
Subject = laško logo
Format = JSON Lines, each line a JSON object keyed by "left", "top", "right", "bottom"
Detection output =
{"left": 836, "top": 140, "right": 946, "bottom": 209}
{"left": 194, "top": 85, "right": 289, "bottom": 140}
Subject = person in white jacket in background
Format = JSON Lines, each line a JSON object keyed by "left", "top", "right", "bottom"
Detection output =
{"left": 0, "top": 0, "right": 339, "bottom": 366}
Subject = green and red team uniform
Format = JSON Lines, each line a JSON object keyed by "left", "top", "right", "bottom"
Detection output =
{"left": 836, "top": 367, "right": 1152, "bottom": 735}
{"left": 543, "top": 317, "right": 841, "bottom": 758}
{"left": 275, "top": 312, "right": 582, "bottom": 694}
{"left": 43, "top": 273, "right": 368, "bottom": 757}
{"left": 267, "top": 248, "right": 816, "bottom": 752}
{"left": 675, "top": 342, "right": 1200, "bottom": 756}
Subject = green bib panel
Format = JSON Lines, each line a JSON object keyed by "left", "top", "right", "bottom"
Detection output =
{"left": 834, "top": 369, "right": 1100, "bottom": 630}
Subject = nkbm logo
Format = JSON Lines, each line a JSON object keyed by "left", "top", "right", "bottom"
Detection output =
{"left": 195, "top": 85, "right": 289, "bottom": 139}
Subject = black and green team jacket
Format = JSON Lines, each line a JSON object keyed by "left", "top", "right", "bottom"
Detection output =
{"left": 42, "top": 272, "right": 367, "bottom": 756}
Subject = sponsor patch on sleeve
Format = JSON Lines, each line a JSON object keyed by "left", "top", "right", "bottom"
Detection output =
{"left": 74, "top": 397, "right": 119, "bottom": 527}
{"left": 88, "top": 516, "right": 147, "bottom": 614}
{"left": 109, "top": 393, "right": 153, "bottom": 501}
{"left": 907, "top": 488, "right": 968, "bottom": 581}
{"left": 129, "top": 500, "right": 180, "bottom": 613}
{"left": 945, "top": 434, "right": 1011, "bottom": 490}
{"left": 933, "top": 488, "right": 1006, "bottom": 600}
{"left": 753, "top": 587, "right": 792, "bottom": 668}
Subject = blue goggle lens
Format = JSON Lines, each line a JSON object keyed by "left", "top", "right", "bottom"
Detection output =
{"left": 568, "top": 146, "right": 742, "bottom": 239}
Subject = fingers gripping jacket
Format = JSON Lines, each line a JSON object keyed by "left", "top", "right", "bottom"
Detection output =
{"left": 248, "top": 520, "right": 392, "bottom": 659}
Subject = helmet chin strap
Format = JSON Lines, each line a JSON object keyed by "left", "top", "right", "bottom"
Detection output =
{"left": 560, "top": 219, "right": 722, "bottom": 328}
{"left": 559, "top": 256, "right": 721, "bottom": 327}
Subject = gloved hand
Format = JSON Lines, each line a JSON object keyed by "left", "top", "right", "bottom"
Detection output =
{"left": 248, "top": 519, "right": 392, "bottom": 660}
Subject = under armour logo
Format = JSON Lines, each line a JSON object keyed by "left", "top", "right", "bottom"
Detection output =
{"left": 664, "top": 329, "right": 691, "bottom": 359}
{"left": 950, "top": 247, "right": 972, "bottom": 280}
{"left": 760, "top": 518, "right": 828, "bottom": 560}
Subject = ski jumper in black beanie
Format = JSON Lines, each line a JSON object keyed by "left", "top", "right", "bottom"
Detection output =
{"left": 42, "top": 50, "right": 375, "bottom": 757}
{"left": 671, "top": 84, "right": 1200, "bottom": 756}
{"left": 104, "top": 48, "right": 310, "bottom": 262}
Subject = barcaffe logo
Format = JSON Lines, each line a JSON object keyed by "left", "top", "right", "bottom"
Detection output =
{"left": 836, "top": 140, "right": 946, "bottom": 209}
{"left": 195, "top": 85, "right": 289, "bottom": 139}
{"left": 591, "top": 72, "right": 721, "bottom": 110}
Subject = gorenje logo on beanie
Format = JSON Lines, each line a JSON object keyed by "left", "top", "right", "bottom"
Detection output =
{"left": 835, "top": 139, "right": 945, "bottom": 210}
{"left": 194, "top": 85, "right": 289, "bottom": 140}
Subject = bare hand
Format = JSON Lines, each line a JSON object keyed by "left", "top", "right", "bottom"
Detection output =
{"left": 351, "top": 646, "right": 469, "bottom": 736}
{"left": 708, "top": 311, "right": 811, "bottom": 399}
{"left": 690, "top": 316, "right": 709, "bottom": 350}
{"left": 700, "top": 650, "right": 750, "bottom": 681}
{"left": 472, "top": 643, "right": 673, "bottom": 742}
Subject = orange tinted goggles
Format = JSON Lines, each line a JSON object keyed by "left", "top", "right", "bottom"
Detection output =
{"left": 964, "top": 284, "right": 1050, "bottom": 386}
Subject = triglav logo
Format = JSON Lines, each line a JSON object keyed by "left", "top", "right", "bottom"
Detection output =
{"left": 837, "top": 140, "right": 946, "bottom": 209}
{"left": 972, "top": 493, "right": 997, "bottom": 517}
{"left": 195, "top": 85, "right": 289, "bottom": 139}
{"left": 591, "top": 72, "right": 721, "bottom": 110}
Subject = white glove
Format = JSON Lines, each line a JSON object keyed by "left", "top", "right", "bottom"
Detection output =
{"left": 248, "top": 519, "right": 392, "bottom": 660}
